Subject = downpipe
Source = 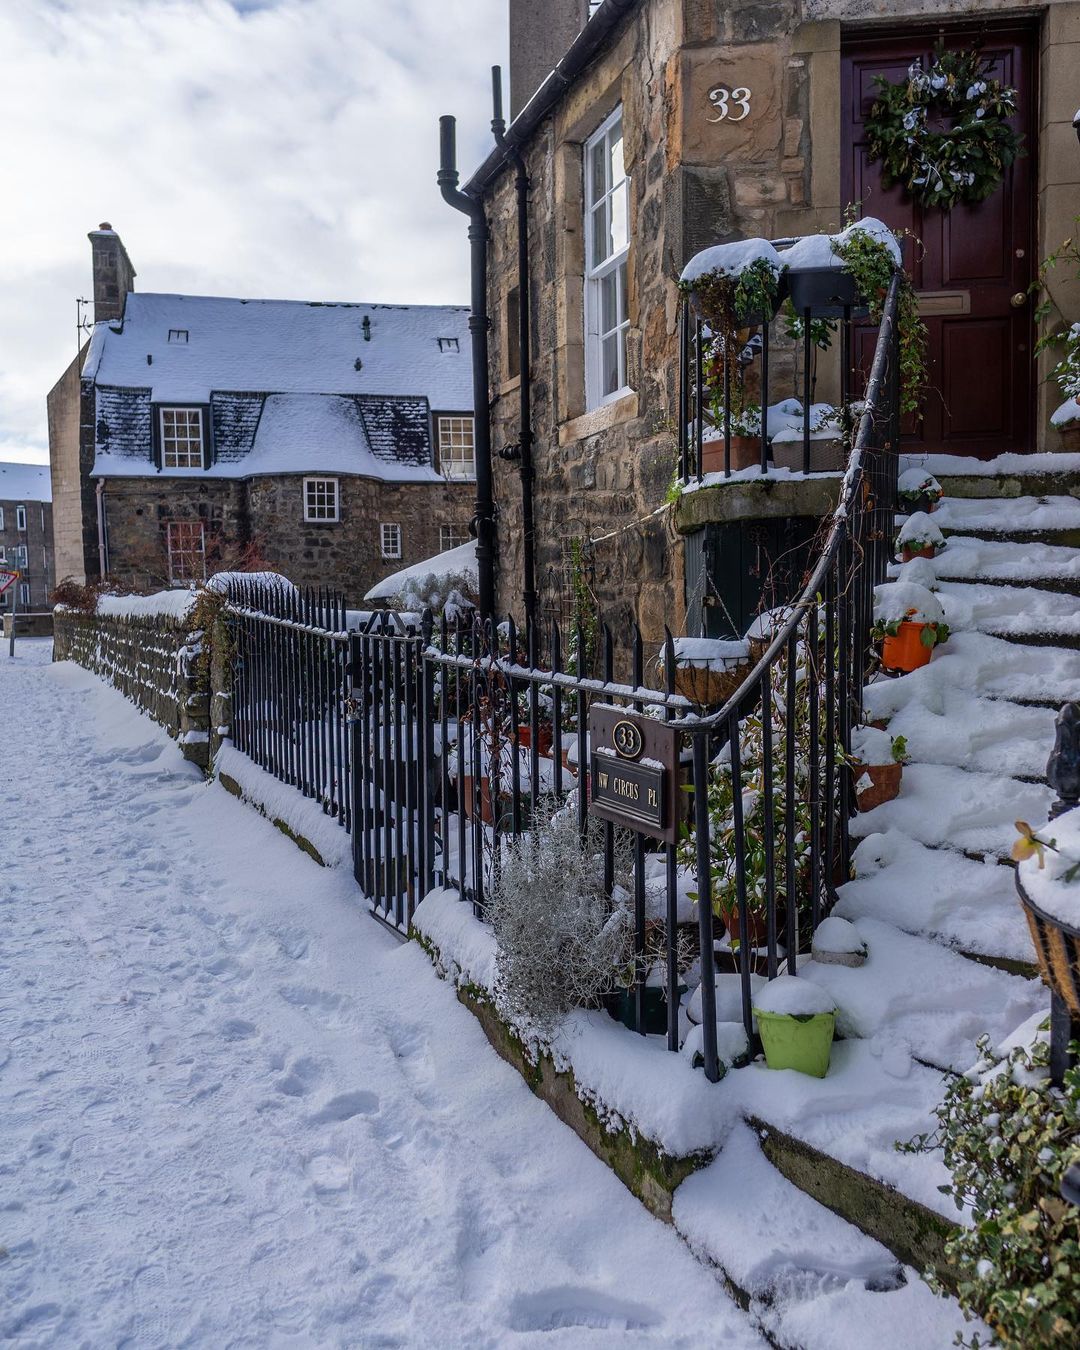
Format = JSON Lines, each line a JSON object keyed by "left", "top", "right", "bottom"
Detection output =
{"left": 438, "top": 115, "right": 497, "bottom": 621}
{"left": 96, "top": 479, "right": 109, "bottom": 577}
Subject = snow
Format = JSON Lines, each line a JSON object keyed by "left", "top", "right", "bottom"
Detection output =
{"left": 95, "top": 588, "right": 199, "bottom": 620}
{"left": 1020, "top": 805, "right": 1080, "bottom": 930}
{"left": 813, "top": 916, "right": 866, "bottom": 955}
{"left": 779, "top": 216, "right": 902, "bottom": 271}
{"left": 0, "top": 643, "right": 762, "bottom": 1348}
{"left": 753, "top": 975, "right": 835, "bottom": 1017}
{"left": 1051, "top": 396, "right": 1080, "bottom": 428}
{"left": 873, "top": 580, "right": 945, "bottom": 626}
{"left": 365, "top": 539, "right": 478, "bottom": 603}
{"left": 894, "top": 556, "right": 940, "bottom": 589}
{"left": 896, "top": 466, "right": 941, "bottom": 497}
{"left": 82, "top": 293, "right": 472, "bottom": 409}
{"left": 896, "top": 511, "right": 944, "bottom": 548}
{"left": 832, "top": 216, "right": 903, "bottom": 267}
{"left": 936, "top": 578, "right": 1080, "bottom": 640}
{"left": 903, "top": 450, "right": 1080, "bottom": 478}
{"left": 664, "top": 637, "right": 751, "bottom": 671}
{"left": 850, "top": 724, "right": 894, "bottom": 765}
{"left": 930, "top": 493, "right": 1080, "bottom": 533}
{"left": 679, "top": 238, "right": 783, "bottom": 285}
{"left": 0, "top": 460, "right": 51, "bottom": 502}
{"left": 924, "top": 533, "right": 1080, "bottom": 584}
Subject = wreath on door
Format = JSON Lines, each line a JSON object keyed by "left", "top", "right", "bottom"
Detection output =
{"left": 865, "top": 48, "right": 1024, "bottom": 210}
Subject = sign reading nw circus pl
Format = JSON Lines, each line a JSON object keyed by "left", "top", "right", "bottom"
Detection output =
{"left": 587, "top": 704, "right": 681, "bottom": 845}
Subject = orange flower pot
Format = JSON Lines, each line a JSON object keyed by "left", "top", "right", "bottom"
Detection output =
{"left": 855, "top": 761, "right": 903, "bottom": 811}
{"left": 719, "top": 904, "right": 768, "bottom": 949}
{"left": 900, "top": 543, "right": 936, "bottom": 563}
{"left": 702, "top": 435, "right": 761, "bottom": 474}
{"left": 881, "top": 620, "right": 934, "bottom": 674}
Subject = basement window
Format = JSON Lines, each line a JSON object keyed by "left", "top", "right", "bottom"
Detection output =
{"left": 166, "top": 520, "right": 206, "bottom": 585}
{"left": 304, "top": 476, "right": 340, "bottom": 523}
{"left": 380, "top": 522, "right": 402, "bottom": 560}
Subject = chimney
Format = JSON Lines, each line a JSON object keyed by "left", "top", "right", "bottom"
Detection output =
{"left": 508, "top": 0, "right": 589, "bottom": 119}
{"left": 88, "top": 223, "right": 136, "bottom": 323}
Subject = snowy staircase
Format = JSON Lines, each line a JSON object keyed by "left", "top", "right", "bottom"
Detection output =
{"left": 669, "top": 458, "right": 1080, "bottom": 1346}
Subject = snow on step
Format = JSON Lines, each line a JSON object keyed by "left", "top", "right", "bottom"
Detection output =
{"left": 930, "top": 494, "right": 1080, "bottom": 535}
{"left": 876, "top": 686, "right": 1054, "bottom": 779}
{"left": 798, "top": 918, "right": 1043, "bottom": 1072}
{"left": 936, "top": 579, "right": 1080, "bottom": 640}
{"left": 865, "top": 629, "right": 1080, "bottom": 709}
{"left": 910, "top": 450, "right": 1080, "bottom": 480}
{"left": 929, "top": 534, "right": 1080, "bottom": 586}
{"left": 673, "top": 1122, "right": 980, "bottom": 1350}
{"left": 851, "top": 761, "right": 1052, "bottom": 857}
{"left": 836, "top": 830, "right": 1034, "bottom": 963}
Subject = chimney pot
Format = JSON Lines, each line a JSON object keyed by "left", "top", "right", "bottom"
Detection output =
{"left": 99, "top": 221, "right": 112, "bottom": 231}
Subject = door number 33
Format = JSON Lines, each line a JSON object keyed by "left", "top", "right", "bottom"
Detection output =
{"left": 707, "top": 86, "right": 751, "bottom": 123}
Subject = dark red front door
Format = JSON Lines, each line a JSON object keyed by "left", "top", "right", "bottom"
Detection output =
{"left": 842, "top": 25, "right": 1037, "bottom": 457}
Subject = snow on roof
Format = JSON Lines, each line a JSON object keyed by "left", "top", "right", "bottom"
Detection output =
{"left": 82, "top": 293, "right": 472, "bottom": 409}
{"left": 0, "top": 461, "right": 52, "bottom": 503}
{"left": 365, "top": 540, "right": 478, "bottom": 602}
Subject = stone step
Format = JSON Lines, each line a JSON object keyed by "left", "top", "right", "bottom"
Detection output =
{"left": 905, "top": 451, "right": 1080, "bottom": 502}
{"left": 935, "top": 579, "right": 1080, "bottom": 647}
{"left": 873, "top": 689, "right": 1054, "bottom": 780}
{"left": 926, "top": 534, "right": 1080, "bottom": 593}
{"left": 928, "top": 494, "right": 1080, "bottom": 546}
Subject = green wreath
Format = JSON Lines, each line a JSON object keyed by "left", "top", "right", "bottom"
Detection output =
{"left": 866, "top": 48, "right": 1024, "bottom": 210}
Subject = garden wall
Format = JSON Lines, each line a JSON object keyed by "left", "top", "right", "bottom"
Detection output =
{"left": 53, "top": 595, "right": 214, "bottom": 768}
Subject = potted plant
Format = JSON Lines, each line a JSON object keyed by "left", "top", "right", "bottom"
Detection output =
{"left": 770, "top": 403, "right": 847, "bottom": 473}
{"left": 752, "top": 974, "right": 837, "bottom": 1077}
{"left": 897, "top": 466, "right": 944, "bottom": 514}
{"left": 894, "top": 510, "right": 946, "bottom": 563}
{"left": 872, "top": 581, "right": 950, "bottom": 674}
{"left": 660, "top": 636, "right": 753, "bottom": 708}
{"left": 679, "top": 238, "right": 785, "bottom": 331}
{"left": 1012, "top": 817, "right": 1080, "bottom": 1019}
{"left": 1050, "top": 323, "right": 1080, "bottom": 451}
{"left": 780, "top": 216, "right": 900, "bottom": 316}
{"left": 702, "top": 403, "right": 764, "bottom": 473}
{"left": 851, "top": 726, "right": 909, "bottom": 810}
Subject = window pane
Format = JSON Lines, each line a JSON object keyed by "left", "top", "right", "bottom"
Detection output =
{"left": 602, "top": 334, "right": 619, "bottom": 396}
{"left": 590, "top": 139, "right": 606, "bottom": 204}
{"left": 618, "top": 259, "right": 628, "bottom": 325}
{"left": 609, "top": 177, "right": 628, "bottom": 254}
{"left": 609, "top": 125, "right": 624, "bottom": 186}
{"left": 600, "top": 269, "right": 618, "bottom": 334}
{"left": 590, "top": 200, "right": 609, "bottom": 269}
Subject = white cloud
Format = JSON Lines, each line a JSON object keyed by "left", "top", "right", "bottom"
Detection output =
{"left": 0, "top": 0, "right": 508, "bottom": 462}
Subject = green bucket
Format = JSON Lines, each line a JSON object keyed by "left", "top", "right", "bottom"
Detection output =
{"left": 754, "top": 1008, "right": 836, "bottom": 1077}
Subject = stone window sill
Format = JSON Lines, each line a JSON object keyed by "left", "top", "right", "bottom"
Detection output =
{"left": 558, "top": 390, "right": 639, "bottom": 446}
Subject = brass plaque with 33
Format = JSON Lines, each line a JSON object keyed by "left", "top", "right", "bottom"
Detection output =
{"left": 587, "top": 704, "right": 682, "bottom": 844}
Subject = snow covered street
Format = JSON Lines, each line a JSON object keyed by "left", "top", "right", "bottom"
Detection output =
{"left": 0, "top": 641, "right": 761, "bottom": 1349}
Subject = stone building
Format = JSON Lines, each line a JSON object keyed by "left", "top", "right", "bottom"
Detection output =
{"left": 0, "top": 462, "right": 55, "bottom": 616}
{"left": 450, "top": 0, "right": 1080, "bottom": 641}
{"left": 47, "top": 228, "right": 476, "bottom": 605}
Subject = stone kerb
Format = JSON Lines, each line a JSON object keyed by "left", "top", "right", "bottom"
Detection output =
{"left": 53, "top": 605, "right": 212, "bottom": 768}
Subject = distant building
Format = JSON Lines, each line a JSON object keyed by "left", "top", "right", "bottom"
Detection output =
{"left": 47, "top": 226, "right": 475, "bottom": 603}
{"left": 0, "top": 462, "right": 54, "bottom": 616}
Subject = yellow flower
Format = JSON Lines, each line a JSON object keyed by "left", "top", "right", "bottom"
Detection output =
{"left": 1012, "top": 820, "right": 1046, "bottom": 869}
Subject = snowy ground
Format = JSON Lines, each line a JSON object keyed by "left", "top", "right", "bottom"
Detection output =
{"left": 0, "top": 641, "right": 762, "bottom": 1349}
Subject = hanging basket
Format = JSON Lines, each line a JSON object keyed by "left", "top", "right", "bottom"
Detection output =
{"left": 673, "top": 659, "right": 752, "bottom": 707}
{"left": 1015, "top": 877, "right": 1080, "bottom": 1018}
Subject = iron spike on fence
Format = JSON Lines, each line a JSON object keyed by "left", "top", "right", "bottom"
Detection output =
{"left": 662, "top": 625, "right": 676, "bottom": 698}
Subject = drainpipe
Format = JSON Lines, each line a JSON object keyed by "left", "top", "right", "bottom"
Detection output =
{"left": 491, "top": 65, "right": 538, "bottom": 632}
{"left": 95, "top": 479, "right": 109, "bottom": 577}
{"left": 438, "top": 115, "right": 496, "bottom": 621}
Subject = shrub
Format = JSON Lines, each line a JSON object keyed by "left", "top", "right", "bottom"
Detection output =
{"left": 900, "top": 1034, "right": 1080, "bottom": 1348}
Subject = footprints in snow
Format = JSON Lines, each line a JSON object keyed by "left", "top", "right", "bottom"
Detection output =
{"left": 309, "top": 1090, "right": 380, "bottom": 1124}
{"left": 507, "top": 1286, "right": 662, "bottom": 1334}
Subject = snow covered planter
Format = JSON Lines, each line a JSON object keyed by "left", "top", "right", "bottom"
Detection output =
{"left": 660, "top": 636, "right": 752, "bottom": 708}
{"left": 752, "top": 975, "right": 837, "bottom": 1077}
{"left": 810, "top": 916, "right": 868, "bottom": 968}
{"left": 678, "top": 238, "right": 785, "bottom": 331}
{"left": 1049, "top": 323, "right": 1080, "bottom": 451}
{"left": 851, "top": 725, "right": 909, "bottom": 810}
{"left": 872, "top": 580, "right": 950, "bottom": 674}
{"left": 897, "top": 466, "right": 944, "bottom": 514}
{"left": 895, "top": 510, "right": 946, "bottom": 563}
{"left": 781, "top": 216, "right": 900, "bottom": 317}
{"left": 1014, "top": 809, "right": 1080, "bottom": 1020}
{"left": 701, "top": 404, "right": 763, "bottom": 473}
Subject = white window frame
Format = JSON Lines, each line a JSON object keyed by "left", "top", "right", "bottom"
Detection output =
{"left": 0, "top": 546, "right": 6, "bottom": 563}
{"left": 12, "top": 545, "right": 27, "bottom": 569}
{"left": 160, "top": 407, "right": 204, "bottom": 470}
{"left": 380, "top": 523, "right": 402, "bottom": 560}
{"left": 436, "top": 415, "right": 476, "bottom": 481}
{"left": 0, "top": 507, "right": 5, "bottom": 530}
{"left": 303, "top": 476, "right": 340, "bottom": 523}
{"left": 166, "top": 520, "right": 206, "bottom": 585}
{"left": 583, "top": 106, "right": 631, "bottom": 410}
{"left": 19, "top": 583, "right": 29, "bottom": 607}
{"left": 439, "top": 523, "right": 468, "bottom": 553}
{"left": 15, "top": 504, "right": 27, "bottom": 531}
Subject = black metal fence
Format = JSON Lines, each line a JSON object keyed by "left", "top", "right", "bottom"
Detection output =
{"left": 219, "top": 273, "right": 902, "bottom": 1085}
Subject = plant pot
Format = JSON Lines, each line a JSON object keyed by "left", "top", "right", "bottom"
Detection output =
{"left": 1016, "top": 886, "right": 1080, "bottom": 1018}
{"left": 515, "top": 724, "right": 553, "bottom": 758}
{"left": 855, "top": 760, "right": 902, "bottom": 810}
{"left": 461, "top": 774, "right": 518, "bottom": 829}
{"left": 605, "top": 984, "right": 688, "bottom": 1035}
{"left": 900, "top": 491, "right": 939, "bottom": 516}
{"left": 880, "top": 621, "right": 935, "bottom": 674}
{"left": 785, "top": 266, "right": 869, "bottom": 319}
{"left": 755, "top": 1008, "right": 836, "bottom": 1077}
{"left": 900, "top": 543, "right": 936, "bottom": 564}
{"left": 702, "top": 434, "right": 762, "bottom": 474}
{"left": 771, "top": 437, "right": 847, "bottom": 473}
{"left": 674, "top": 660, "right": 751, "bottom": 708}
{"left": 718, "top": 904, "right": 768, "bottom": 949}
{"left": 1059, "top": 423, "right": 1080, "bottom": 452}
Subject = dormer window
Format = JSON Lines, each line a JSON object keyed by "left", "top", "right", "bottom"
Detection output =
{"left": 437, "top": 337, "right": 460, "bottom": 354}
{"left": 160, "top": 408, "right": 204, "bottom": 469}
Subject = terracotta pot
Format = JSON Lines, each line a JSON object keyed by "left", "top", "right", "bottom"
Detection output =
{"left": 674, "top": 659, "right": 752, "bottom": 708}
{"left": 881, "top": 620, "right": 934, "bottom": 674}
{"left": 1017, "top": 886, "right": 1080, "bottom": 1018}
{"left": 1058, "top": 423, "right": 1080, "bottom": 452}
{"left": 702, "top": 434, "right": 761, "bottom": 474}
{"left": 461, "top": 775, "right": 514, "bottom": 829}
{"left": 900, "top": 542, "right": 936, "bottom": 564}
{"left": 515, "top": 724, "right": 553, "bottom": 758}
{"left": 855, "top": 760, "right": 903, "bottom": 810}
{"left": 719, "top": 904, "right": 768, "bottom": 949}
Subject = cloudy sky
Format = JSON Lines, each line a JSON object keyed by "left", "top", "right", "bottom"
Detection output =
{"left": 0, "top": 0, "right": 508, "bottom": 463}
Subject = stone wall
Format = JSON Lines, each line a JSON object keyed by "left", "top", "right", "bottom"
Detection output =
{"left": 53, "top": 606, "right": 211, "bottom": 767}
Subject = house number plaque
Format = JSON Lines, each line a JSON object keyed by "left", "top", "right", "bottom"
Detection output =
{"left": 707, "top": 86, "right": 752, "bottom": 123}
{"left": 587, "top": 704, "right": 681, "bottom": 844}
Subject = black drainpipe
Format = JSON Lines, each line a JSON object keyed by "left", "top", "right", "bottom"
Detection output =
{"left": 438, "top": 115, "right": 497, "bottom": 620}
{"left": 490, "top": 66, "right": 537, "bottom": 632}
